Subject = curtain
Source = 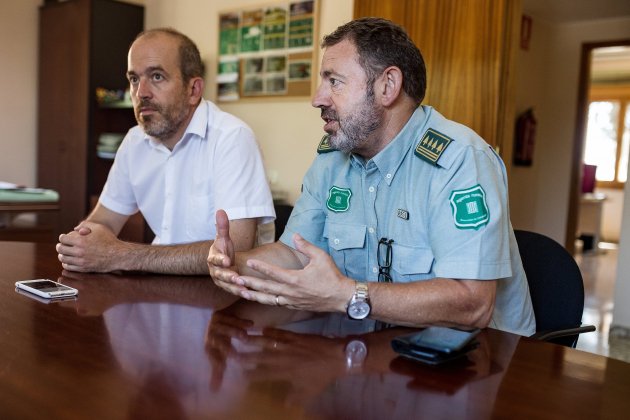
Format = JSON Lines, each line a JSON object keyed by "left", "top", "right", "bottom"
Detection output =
{"left": 354, "top": 0, "right": 521, "bottom": 155}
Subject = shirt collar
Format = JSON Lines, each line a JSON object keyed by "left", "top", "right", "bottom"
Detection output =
{"left": 144, "top": 100, "right": 208, "bottom": 152}
{"left": 366, "top": 106, "right": 429, "bottom": 185}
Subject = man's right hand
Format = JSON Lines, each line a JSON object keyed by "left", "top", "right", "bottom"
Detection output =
{"left": 56, "top": 222, "right": 128, "bottom": 273}
{"left": 208, "top": 209, "right": 245, "bottom": 295}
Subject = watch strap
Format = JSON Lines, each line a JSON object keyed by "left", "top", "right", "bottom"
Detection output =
{"left": 355, "top": 281, "right": 369, "bottom": 300}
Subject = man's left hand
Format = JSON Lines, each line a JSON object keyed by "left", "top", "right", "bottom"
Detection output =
{"left": 56, "top": 221, "right": 128, "bottom": 272}
{"left": 236, "top": 234, "right": 354, "bottom": 313}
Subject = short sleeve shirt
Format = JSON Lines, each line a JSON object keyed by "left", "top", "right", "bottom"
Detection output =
{"left": 100, "top": 99, "right": 275, "bottom": 245}
{"left": 280, "top": 106, "right": 535, "bottom": 336}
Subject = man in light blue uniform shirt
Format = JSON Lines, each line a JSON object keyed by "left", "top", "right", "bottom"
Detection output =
{"left": 208, "top": 18, "right": 535, "bottom": 336}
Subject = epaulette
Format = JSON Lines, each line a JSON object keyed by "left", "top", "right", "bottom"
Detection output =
{"left": 317, "top": 134, "right": 336, "bottom": 154}
{"left": 414, "top": 128, "right": 453, "bottom": 165}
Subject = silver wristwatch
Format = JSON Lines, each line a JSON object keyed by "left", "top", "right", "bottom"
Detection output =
{"left": 346, "top": 281, "right": 371, "bottom": 320}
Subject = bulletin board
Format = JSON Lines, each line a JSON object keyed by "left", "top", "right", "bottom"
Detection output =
{"left": 217, "top": 0, "right": 319, "bottom": 102}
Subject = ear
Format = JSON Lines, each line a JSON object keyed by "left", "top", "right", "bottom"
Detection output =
{"left": 377, "top": 66, "right": 403, "bottom": 107}
{"left": 188, "top": 77, "right": 205, "bottom": 105}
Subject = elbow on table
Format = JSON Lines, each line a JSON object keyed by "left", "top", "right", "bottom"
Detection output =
{"left": 469, "top": 296, "right": 495, "bottom": 329}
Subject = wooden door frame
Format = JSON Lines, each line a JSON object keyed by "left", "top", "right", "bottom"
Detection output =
{"left": 566, "top": 39, "right": 630, "bottom": 253}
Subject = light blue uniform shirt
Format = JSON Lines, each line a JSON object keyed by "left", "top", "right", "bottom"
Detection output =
{"left": 280, "top": 106, "right": 535, "bottom": 336}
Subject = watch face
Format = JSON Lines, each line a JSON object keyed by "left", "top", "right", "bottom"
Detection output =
{"left": 348, "top": 300, "right": 371, "bottom": 319}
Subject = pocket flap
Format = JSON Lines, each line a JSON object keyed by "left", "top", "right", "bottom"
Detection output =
{"left": 326, "top": 222, "right": 366, "bottom": 251}
{"left": 392, "top": 244, "right": 434, "bottom": 275}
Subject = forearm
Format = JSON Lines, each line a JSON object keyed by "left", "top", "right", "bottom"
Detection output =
{"left": 235, "top": 241, "right": 305, "bottom": 276}
{"left": 364, "top": 278, "right": 496, "bottom": 329}
{"left": 117, "top": 240, "right": 212, "bottom": 275}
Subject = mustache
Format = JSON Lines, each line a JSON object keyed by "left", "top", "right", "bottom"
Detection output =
{"left": 136, "top": 99, "right": 160, "bottom": 111}
{"left": 321, "top": 108, "right": 338, "bottom": 121}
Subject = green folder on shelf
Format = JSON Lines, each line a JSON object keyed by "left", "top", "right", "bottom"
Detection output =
{"left": 0, "top": 188, "right": 59, "bottom": 202}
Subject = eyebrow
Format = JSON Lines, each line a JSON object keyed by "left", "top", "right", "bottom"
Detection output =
{"left": 127, "top": 65, "right": 166, "bottom": 78}
{"left": 320, "top": 69, "right": 343, "bottom": 79}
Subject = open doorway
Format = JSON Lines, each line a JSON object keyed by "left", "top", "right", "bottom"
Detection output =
{"left": 571, "top": 42, "right": 630, "bottom": 356}
{"left": 566, "top": 39, "right": 630, "bottom": 254}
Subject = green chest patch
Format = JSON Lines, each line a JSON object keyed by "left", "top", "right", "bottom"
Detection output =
{"left": 327, "top": 186, "right": 352, "bottom": 212}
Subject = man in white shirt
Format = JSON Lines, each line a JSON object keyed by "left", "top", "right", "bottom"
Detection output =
{"left": 57, "top": 28, "right": 275, "bottom": 275}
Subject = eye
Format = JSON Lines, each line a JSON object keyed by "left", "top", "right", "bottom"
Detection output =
{"left": 329, "top": 78, "right": 340, "bottom": 87}
{"left": 128, "top": 75, "right": 138, "bottom": 85}
{"left": 152, "top": 72, "right": 164, "bottom": 81}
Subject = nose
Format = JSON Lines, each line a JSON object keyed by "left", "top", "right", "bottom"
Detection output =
{"left": 134, "top": 77, "right": 151, "bottom": 100}
{"left": 311, "top": 82, "right": 330, "bottom": 109}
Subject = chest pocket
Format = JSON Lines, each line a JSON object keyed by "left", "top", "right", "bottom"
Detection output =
{"left": 325, "top": 221, "right": 366, "bottom": 277}
{"left": 390, "top": 243, "right": 435, "bottom": 282}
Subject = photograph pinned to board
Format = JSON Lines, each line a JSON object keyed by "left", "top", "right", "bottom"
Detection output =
{"left": 217, "top": 0, "right": 318, "bottom": 101}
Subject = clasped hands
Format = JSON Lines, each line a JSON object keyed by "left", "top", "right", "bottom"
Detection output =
{"left": 207, "top": 209, "right": 353, "bottom": 314}
{"left": 56, "top": 221, "right": 126, "bottom": 272}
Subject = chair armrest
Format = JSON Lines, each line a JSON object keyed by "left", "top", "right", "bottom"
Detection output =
{"left": 531, "top": 325, "right": 596, "bottom": 342}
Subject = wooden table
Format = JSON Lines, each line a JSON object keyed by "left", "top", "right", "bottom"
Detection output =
{"left": 0, "top": 241, "right": 629, "bottom": 419}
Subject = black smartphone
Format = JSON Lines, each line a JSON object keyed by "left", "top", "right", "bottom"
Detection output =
{"left": 391, "top": 326, "right": 480, "bottom": 366}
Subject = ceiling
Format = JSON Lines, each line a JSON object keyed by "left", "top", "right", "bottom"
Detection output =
{"left": 522, "top": 0, "right": 630, "bottom": 83}
{"left": 523, "top": 0, "right": 630, "bottom": 23}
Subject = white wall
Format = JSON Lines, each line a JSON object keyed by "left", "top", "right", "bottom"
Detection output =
{"left": 511, "top": 16, "right": 630, "bottom": 245}
{"left": 0, "top": 0, "right": 41, "bottom": 187}
{"left": 599, "top": 187, "right": 623, "bottom": 243}
{"left": 144, "top": 0, "right": 354, "bottom": 204}
{"left": 510, "top": 17, "right": 552, "bottom": 233}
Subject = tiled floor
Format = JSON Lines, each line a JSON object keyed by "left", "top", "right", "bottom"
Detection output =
{"left": 574, "top": 242, "right": 630, "bottom": 363}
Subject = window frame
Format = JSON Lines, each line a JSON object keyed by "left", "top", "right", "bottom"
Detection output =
{"left": 587, "top": 84, "right": 630, "bottom": 189}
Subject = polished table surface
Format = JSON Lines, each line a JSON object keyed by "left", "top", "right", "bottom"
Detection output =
{"left": 1, "top": 241, "right": 629, "bottom": 419}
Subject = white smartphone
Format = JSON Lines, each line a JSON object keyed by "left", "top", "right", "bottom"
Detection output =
{"left": 15, "top": 279, "right": 78, "bottom": 299}
{"left": 15, "top": 286, "right": 76, "bottom": 304}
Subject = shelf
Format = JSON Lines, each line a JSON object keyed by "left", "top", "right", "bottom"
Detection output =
{"left": 97, "top": 151, "right": 116, "bottom": 160}
{"left": 98, "top": 100, "right": 133, "bottom": 109}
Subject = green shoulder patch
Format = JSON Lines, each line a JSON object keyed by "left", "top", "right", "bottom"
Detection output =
{"left": 449, "top": 185, "right": 490, "bottom": 230}
{"left": 414, "top": 128, "right": 453, "bottom": 165}
{"left": 317, "top": 135, "right": 336, "bottom": 154}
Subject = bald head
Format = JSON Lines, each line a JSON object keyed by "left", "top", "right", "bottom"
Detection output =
{"left": 132, "top": 28, "right": 204, "bottom": 83}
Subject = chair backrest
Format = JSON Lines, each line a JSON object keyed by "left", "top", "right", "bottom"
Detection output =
{"left": 274, "top": 203, "right": 294, "bottom": 242}
{"left": 514, "top": 229, "right": 586, "bottom": 346}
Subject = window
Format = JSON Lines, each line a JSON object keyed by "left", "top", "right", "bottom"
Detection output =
{"left": 584, "top": 92, "right": 630, "bottom": 188}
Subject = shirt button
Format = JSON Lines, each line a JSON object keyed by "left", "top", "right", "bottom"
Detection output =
{"left": 368, "top": 186, "right": 375, "bottom": 193}
{"left": 372, "top": 267, "right": 378, "bottom": 273}
{"left": 386, "top": 173, "right": 392, "bottom": 179}
{"left": 334, "top": 238, "right": 340, "bottom": 245}
{"left": 368, "top": 227, "right": 375, "bottom": 234}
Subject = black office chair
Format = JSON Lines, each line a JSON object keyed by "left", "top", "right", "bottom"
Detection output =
{"left": 514, "top": 229, "right": 596, "bottom": 347}
{"left": 273, "top": 203, "right": 294, "bottom": 241}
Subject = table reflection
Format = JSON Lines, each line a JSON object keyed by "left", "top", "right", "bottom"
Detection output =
{"left": 53, "top": 270, "right": 519, "bottom": 419}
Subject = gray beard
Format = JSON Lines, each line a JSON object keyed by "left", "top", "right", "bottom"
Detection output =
{"left": 329, "top": 98, "right": 383, "bottom": 153}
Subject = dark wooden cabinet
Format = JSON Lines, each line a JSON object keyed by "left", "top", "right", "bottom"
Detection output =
{"left": 37, "top": 0, "right": 144, "bottom": 238}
